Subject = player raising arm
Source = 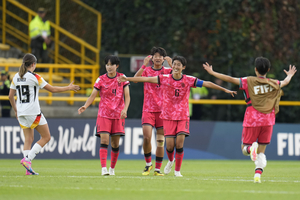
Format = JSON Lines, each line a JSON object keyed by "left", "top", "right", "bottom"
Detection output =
{"left": 132, "top": 47, "right": 173, "bottom": 176}
{"left": 9, "top": 53, "right": 80, "bottom": 175}
{"left": 119, "top": 56, "right": 236, "bottom": 177}
{"left": 203, "top": 57, "right": 297, "bottom": 183}
{"left": 78, "top": 55, "right": 130, "bottom": 176}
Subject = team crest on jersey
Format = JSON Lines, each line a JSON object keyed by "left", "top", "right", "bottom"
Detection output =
{"left": 181, "top": 83, "right": 185, "bottom": 87}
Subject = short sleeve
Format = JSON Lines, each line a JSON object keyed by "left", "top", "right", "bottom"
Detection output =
{"left": 186, "top": 75, "right": 197, "bottom": 88}
{"left": 158, "top": 74, "right": 168, "bottom": 85}
{"left": 34, "top": 74, "right": 48, "bottom": 89}
{"left": 122, "top": 74, "right": 130, "bottom": 87}
{"left": 94, "top": 77, "right": 101, "bottom": 90}
{"left": 39, "top": 77, "right": 48, "bottom": 88}
{"left": 239, "top": 77, "right": 247, "bottom": 90}
{"left": 10, "top": 80, "right": 16, "bottom": 90}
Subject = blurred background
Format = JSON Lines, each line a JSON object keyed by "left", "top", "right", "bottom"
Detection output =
{"left": 1, "top": 0, "right": 300, "bottom": 122}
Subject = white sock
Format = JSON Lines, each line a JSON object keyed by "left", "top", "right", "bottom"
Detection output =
{"left": 254, "top": 173, "right": 261, "bottom": 178}
{"left": 146, "top": 162, "right": 152, "bottom": 166}
{"left": 23, "top": 150, "right": 30, "bottom": 158}
{"left": 26, "top": 143, "right": 42, "bottom": 162}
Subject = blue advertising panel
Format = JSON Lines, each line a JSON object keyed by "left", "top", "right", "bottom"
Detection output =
{"left": 0, "top": 118, "right": 299, "bottom": 160}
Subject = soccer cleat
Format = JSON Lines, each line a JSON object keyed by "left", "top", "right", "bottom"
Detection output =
{"left": 254, "top": 176, "right": 261, "bottom": 183}
{"left": 25, "top": 170, "right": 31, "bottom": 175}
{"left": 101, "top": 167, "right": 109, "bottom": 176}
{"left": 174, "top": 171, "right": 183, "bottom": 177}
{"left": 250, "top": 142, "right": 258, "bottom": 161}
{"left": 154, "top": 170, "right": 164, "bottom": 176}
{"left": 20, "top": 158, "right": 39, "bottom": 175}
{"left": 109, "top": 167, "right": 115, "bottom": 176}
{"left": 142, "top": 165, "right": 153, "bottom": 176}
{"left": 164, "top": 159, "right": 175, "bottom": 175}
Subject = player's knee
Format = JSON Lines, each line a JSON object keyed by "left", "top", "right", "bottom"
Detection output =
{"left": 156, "top": 135, "right": 164, "bottom": 147}
{"left": 255, "top": 153, "right": 267, "bottom": 169}
{"left": 242, "top": 145, "right": 249, "bottom": 156}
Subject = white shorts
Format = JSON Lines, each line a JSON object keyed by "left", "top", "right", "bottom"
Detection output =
{"left": 18, "top": 113, "right": 47, "bottom": 129}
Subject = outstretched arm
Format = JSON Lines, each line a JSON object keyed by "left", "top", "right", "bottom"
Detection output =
{"left": 202, "top": 81, "right": 237, "bottom": 97}
{"left": 78, "top": 88, "right": 98, "bottom": 114}
{"left": 118, "top": 76, "right": 158, "bottom": 84}
{"left": 280, "top": 65, "right": 297, "bottom": 88}
{"left": 44, "top": 81, "right": 80, "bottom": 93}
{"left": 203, "top": 62, "right": 240, "bottom": 85}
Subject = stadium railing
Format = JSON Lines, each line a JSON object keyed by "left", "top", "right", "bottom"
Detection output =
{"left": 0, "top": 63, "right": 99, "bottom": 105}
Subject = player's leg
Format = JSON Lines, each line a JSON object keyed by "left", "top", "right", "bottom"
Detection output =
{"left": 21, "top": 127, "right": 34, "bottom": 175}
{"left": 99, "top": 133, "right": 110, "bottom": 175}
{"left": 253, "top": 126, "right": 272, "bottom": 183}
{"left": 142, "top": 125, "right": 153, "bottom": 175}
{"left": 153, "top": 113, "right": 164, "bottom": 176}
{"left": 20, "top": 114, "right": 49, "bottom": 175}
{"left": 96, "top": 117, "right": 111, "bottom": 175}
{"left": 241, "top": 127, "right": 259, "bottom": 161}
{"left": 163, "top": 120, "right": 176, "bottom": 175}
{"left": 109, "top": 135, "right": 120, "bottom": 176}
{"left": 174, "top": 134, "right": 185, "bottom": 177}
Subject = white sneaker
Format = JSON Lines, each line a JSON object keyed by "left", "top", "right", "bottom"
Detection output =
{"left": 174, "top": 171, "right": 183, "bottom": 177}
{"left": 101, "top": 167, "right": 109, "bottom": 176}
{"left": 254, "top": 173, "right": 261, "bottom": 183}
{"left": 250, "top": 142, "right": 258, "bottom": 161}
{"left": 109, "top": 167, "right": 115, "bottom": 176}
{"left": 164, "top": 159, "right": 175, "bottom": 175}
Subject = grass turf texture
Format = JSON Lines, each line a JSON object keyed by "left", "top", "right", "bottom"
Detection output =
{"left": 0, "top": 160, "right": 299, "bottom": 200}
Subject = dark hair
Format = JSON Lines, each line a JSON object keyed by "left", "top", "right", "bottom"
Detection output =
{"left": 172, "top": 56, "right": 187, "bottom": 67}
{"left": 150, "top": 47, "right": 167, "bottom": 57}
{"left": 19, "top": 53, "right": 37, "bottom": 78}
{"left": 104, "top": 55, "right": 120, "bottom": 66}
{"left": 255, "top": 57, "right": 271, "bottom": 75}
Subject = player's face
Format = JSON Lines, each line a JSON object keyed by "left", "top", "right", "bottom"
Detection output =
{"left": 172, "top": 60, "right": 185, "bottom": 75}
{"left": 152, "top": 53, "right": 164, "bottom": 66}
{"left": 105, "top": 61, "right": 117, "bottom": 75}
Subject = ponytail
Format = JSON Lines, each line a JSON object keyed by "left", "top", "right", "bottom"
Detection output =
{"left": 19, "top": 53, "right": 37, "bottom": 78}
{"left": 19, "top": 63, "right": 28, "bottom": 78}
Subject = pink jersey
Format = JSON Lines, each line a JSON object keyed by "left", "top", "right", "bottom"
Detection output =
{"left": 142, "top": 66, "right": 172, "bottom": 112}
{"left": 158, "top": 74, "right": 197, "bottom": 120}
{"left": 239, "top": 77, "right": 279, "bottom": 127}
{"left": 94, "top": 73, "right": 130, "bottom": 119}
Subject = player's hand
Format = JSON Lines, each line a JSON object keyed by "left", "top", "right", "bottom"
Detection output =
{"left": 120, "top": 109, "right": 127, "bottom": 119}
{"left": 69, "top": 81, "right": 80, "bottom": 92}
{"left": 78, "top": 106, "right": 86, "bottom": 114}
{"left": 117, "top": 76, "right": 127, "bottom": 83}
{"left": 203, "top": 62, "right": 214, "bottom": 75}
{"left": 164, "top": 56, "right": 172, "bottom": 67}
{"left": 284, "top": 65, "right": 297, "bottom": 77}
{"left": 225, "top": 89, "right": 237, "bottom": 97}
{"left": 143, "top": 55, "right": 152, "bottom": 66}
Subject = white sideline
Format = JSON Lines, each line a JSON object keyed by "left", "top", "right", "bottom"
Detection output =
{"left": 1, "top": 183, "right": 300, "bottom": 195}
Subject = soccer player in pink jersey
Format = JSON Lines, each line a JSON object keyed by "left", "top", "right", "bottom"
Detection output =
{"left": 118, "top": 56, "right": 236, "bottom": 177}
{"left": 203, "top": 57, "right": 297, "bottom": 183}
{"left": 78, "top": 55, "right": 130, "bottom": 176}
{"left": 134, "top": 47, "right": 172, "bottom": 176}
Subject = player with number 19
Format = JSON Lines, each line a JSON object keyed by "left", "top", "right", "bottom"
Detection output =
{"left": 9, "top": 53, "right": 80, "bottom": 175}
{"left": 118, "top": 56, "right": 236, "bottom": 177}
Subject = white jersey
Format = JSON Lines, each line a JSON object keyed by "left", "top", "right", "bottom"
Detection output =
{"left": 10, "top": 71, "right": 48, "bottom": 117}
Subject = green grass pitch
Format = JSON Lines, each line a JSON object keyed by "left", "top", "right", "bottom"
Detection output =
{"left": 0, "top": 159, "right": 299, "bottom": 200}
